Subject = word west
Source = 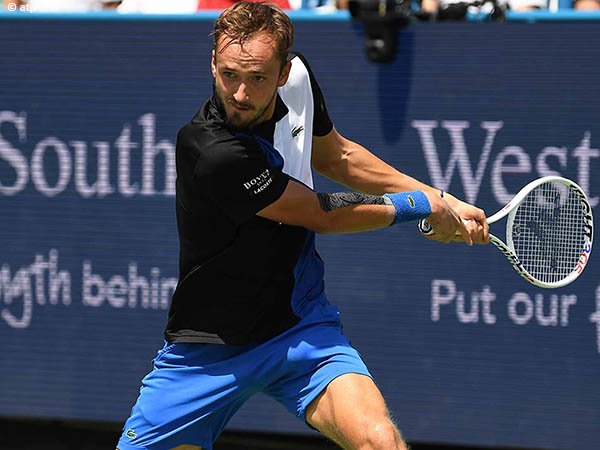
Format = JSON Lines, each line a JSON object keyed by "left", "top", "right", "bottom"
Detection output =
{"left": 431, "top": 279, "right": 577, "bottom": 327}
{"left": 412, "top": 120, "right": 599, "bottom": 208}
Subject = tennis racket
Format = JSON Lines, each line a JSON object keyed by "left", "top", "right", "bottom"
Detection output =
{"left": 418, "top": 176, "right": 594, "bottom": 288}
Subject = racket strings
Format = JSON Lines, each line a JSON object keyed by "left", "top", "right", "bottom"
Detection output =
{"left": 511, "top": 182, "right": 586, "bottom": 284}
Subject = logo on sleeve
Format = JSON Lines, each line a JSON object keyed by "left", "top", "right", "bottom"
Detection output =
{"left": 291, "top": 125, "right": 304, "bottom": 139}
{"left": 243, "top": 169, "right": 273, "bottom": 195}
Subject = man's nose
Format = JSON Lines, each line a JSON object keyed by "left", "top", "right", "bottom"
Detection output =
{"left": 233, "top": 82, "right": 249, "bottom": 103}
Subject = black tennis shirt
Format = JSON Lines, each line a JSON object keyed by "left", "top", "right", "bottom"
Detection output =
{"left": 164, "top": 53, "right": 334, "bottom": 345}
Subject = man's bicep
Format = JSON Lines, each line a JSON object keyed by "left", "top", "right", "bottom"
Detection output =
{"left": 311, "top": 127, "right": 348, "bottom": 181}
{"left": 257, "top": 180, "right": 326, "bottom": 230}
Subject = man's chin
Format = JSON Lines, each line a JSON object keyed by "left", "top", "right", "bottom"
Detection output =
{"left": 226, "top": 113, "right": 259, "bottom": 131}
{"left": 226, "top": 118, "right": 251, "bottom": 131}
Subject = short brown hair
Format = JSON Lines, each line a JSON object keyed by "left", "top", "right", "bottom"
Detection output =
{"left": 213, "top": 2, "right": 294, "bottom": 65}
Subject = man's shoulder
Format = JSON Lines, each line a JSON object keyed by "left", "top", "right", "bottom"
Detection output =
{"left": 283, "top": 52, "right": 323, "bottom": 99}
{"left": 176, "top": 120, "right": 209, "bottom": 148}
{"left": 289, "top": 51, "right": 309, "bottom": 66}
{"left": 286, "top": 52, "right": 312, "bottom": 84}
{"left": 177, "top": 110, "right": 232, "bottom": 153}
{"left": 176, "top": 114, "right": 259, "bottom": 169}
{"left": 177, "top": 106, "right": 223, "bottom": 145}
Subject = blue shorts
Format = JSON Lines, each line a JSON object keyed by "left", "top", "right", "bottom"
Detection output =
{"left": 117, "top": 300, "right": 371, "bottom": 450}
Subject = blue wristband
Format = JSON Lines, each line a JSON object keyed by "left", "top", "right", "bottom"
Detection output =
{"left": 384, "top": 190, "right": 432, "bottom": 225}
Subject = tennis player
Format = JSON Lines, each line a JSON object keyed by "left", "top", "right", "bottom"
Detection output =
{"left": 117, "top": 3, "right": 488, "bottom": 450}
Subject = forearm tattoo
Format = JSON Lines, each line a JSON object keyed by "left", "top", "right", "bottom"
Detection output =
{"left": 317, "top": 192, "right": 392, "bottom": 212}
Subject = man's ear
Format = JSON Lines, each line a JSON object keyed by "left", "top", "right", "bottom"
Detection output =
{"left": 278, "top": 60, "right": 292, "bottom": 87}
{"left": 211, "top": 50, "right": 217, "bottom": 78}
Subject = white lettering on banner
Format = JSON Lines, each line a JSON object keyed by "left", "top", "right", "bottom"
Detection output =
{"left": 507, "top": 292, "right": 533, "bottom": 325}
{"left": 431, "top": 279, "right": 496, "bottom": 324}
{"left": 536, "top": 146, "right": 567, "bottom": 179}
{"left": 412, "top": 120, "right": 599, "bottom": 208}
{"left": 116, "top": 125, "right": 140, "bottom": 197}
{"left": 72, "top": 140, "right": 114, "bottom": 198}
{"left": 2, "top": 111, "right": 597, "bottom": 206}
{"left": 1, "top": 249, "right": 177, "bottom": 329}
{"left": 506, "top": 293, "right": 577, "bottom": 326}
{"left": 0, "top": 249, "right": 70, "bottom": 329}
{"left": 139, "top": 113, "right": 175, "bottom": 196}
{"left": 0, "top": 112, "right": 175, "bottom": 198}
{"left": 82, "top": 261, "right": 176, "bottom": 309}
{"left": 31, "top": 137, "right": 72, "bottom": 196}
{"left": 491, "top": 146, "right": 531, "bottom": 205}
{"left": 573, "top": 132, "right": 600, "bottom": 208}
{"left": 430, "top": 279, "right": 600, "bottom": 353}
{"left": 590, "top": 286, "right": 600, "bottom": 353}
{"left": 412, "top": 120, "right": 503, "bottom": 205}
{"left": 0, "top": 267, "right": 33, "bottom": 329}
{"left": 0, "top": 110, "right": 29, "bottom": 195}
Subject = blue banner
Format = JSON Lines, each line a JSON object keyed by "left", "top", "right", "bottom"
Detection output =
{"left": 1, "top": 17, "right": 598, "bottom": 449}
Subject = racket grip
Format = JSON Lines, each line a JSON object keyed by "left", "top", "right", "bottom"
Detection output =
{"left": 418, "top": 218, "right": 471, "bottom": 236}
{"left": 418, "top": 219, "right": 434, "bottom": 235}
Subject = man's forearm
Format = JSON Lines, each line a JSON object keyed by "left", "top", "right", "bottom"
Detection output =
{"left": 313, "top": 203, "right": 395, "bottom": 234}
{"left": 314, "top": 191, "right": 432, "bottom": 234}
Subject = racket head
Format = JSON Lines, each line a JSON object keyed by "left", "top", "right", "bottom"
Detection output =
{"left": 505, "top": 176, "right": 593, "bottom": 288}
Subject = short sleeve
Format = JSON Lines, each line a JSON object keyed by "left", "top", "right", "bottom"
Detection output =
{"left": 292, "top": 53, "right": 334, "bottom": 137}
{"left": 310, "top": 73, "right": 333, "bottom": 137}
{"left": 182, "top": 129, "right": 289, "bottom": 225}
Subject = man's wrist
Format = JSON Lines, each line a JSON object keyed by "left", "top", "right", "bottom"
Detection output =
{"left": 384, "top": 190, "right": 432, "bottom": 225}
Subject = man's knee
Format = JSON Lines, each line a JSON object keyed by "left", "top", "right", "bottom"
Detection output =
{"left": 306, "top": 373, "right": 409, "bottom": 450}
{"left": 359, "top": 419, "right": 408, "bottom": 450}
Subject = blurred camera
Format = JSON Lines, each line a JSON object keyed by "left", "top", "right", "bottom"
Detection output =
{"left": 348, "top": 0, "right": 412, "bottom": 63}
{"left": 349, "top": 0, "right": 505, "bottom": 62}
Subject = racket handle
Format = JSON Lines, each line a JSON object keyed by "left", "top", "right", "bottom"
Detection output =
{"left": 418, "top": 219, "right": 434, "bottom": 235}
{"left": 417, "top": 218, "right": 471, "bottom": 236}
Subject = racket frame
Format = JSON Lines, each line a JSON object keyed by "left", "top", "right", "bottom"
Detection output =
{"left": 421, "top": 176, "right": 594, "bottom": 288}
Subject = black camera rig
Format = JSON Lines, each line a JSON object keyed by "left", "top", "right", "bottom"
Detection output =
{"left": 348, "top": 0, "right": 506, "bottom": 62}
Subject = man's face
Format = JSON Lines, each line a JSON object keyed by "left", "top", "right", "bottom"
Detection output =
{"left": 212, "top": 32, "right": 291, "bottom": 130}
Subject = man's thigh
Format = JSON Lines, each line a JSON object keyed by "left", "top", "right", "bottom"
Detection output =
{"left": 305, "top": 373, "right": 408, "bottom": 450}
{"left": 263, "top": 318, "right": 372, "bottom": 420}
{"left": 116, "top": 343, "right": 257, "bottom": 450}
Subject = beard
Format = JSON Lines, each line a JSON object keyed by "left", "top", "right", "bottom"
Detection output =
{"left": 215, "top": 83, "right": 278, "bottom": 131}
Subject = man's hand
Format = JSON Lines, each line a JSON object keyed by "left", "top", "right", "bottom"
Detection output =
{"left": 424, "top": 192, "right": 489, "bottom": 245}
{"left": 445, "top": 193, "right": 489, "bottom": 245}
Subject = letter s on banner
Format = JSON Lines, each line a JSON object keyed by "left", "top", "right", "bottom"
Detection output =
{"left": 0, "top": 111, "right": 29, "bottom": 195}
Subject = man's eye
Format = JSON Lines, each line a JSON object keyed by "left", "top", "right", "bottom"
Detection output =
{"left": 223, "top": 71, "right": 236, "bottom": 78}
{"left": 253, "top": 76, "right": 266, "bottom": 82}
